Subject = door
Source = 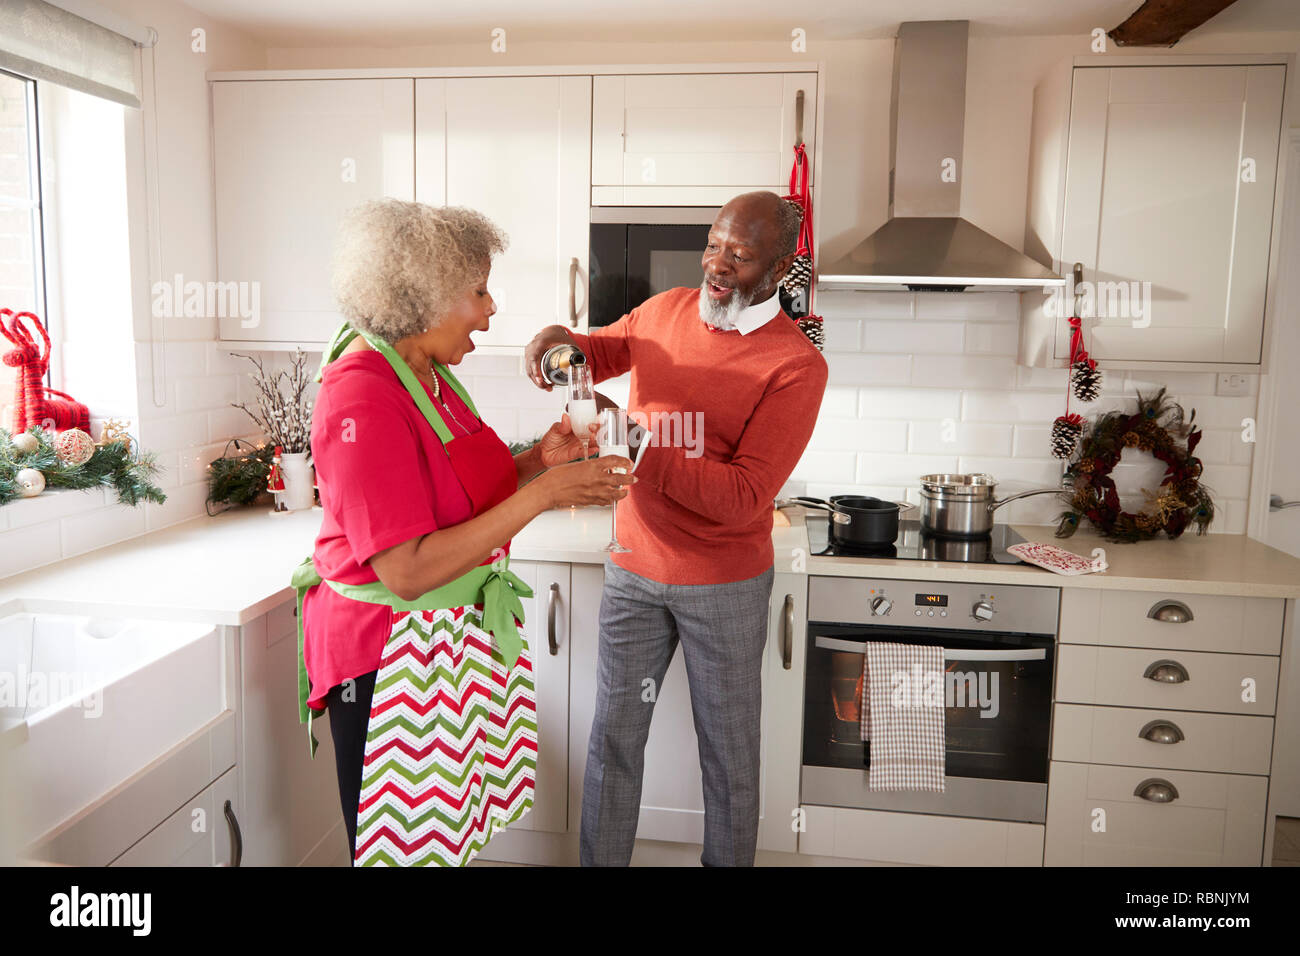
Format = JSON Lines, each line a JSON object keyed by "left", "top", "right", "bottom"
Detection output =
{"left": 591, "top": 73, "right": 815, "bottom": 205}
{"left": 505, "top": 559, "right": 571, "bottom": 832}
{"left": 758, "top": 572, "right": 806, "bottom": 853}
{"left": 212, "top": 79, "right": 415, "bottom": 344}
{"left": 1059, "top": 65, "right": 1285, "bottom": 364}
{"left": 418, "top": 76, "right": 591, "bottom": 348}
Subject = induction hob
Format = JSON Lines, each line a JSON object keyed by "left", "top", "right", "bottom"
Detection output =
{"left": 803, "top": 513, "right": 1028, "bottom": 565}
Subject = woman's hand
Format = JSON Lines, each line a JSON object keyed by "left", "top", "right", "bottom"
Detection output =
{"left": 536, "top": 412, "right": 599, "bottom": 468}
{"left": 538, "top": 455, "right": 635, "bottom": 509}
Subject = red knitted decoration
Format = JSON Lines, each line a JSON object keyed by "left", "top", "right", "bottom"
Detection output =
{"left": 0, "top": 309, "right": 91, "bottom": 434}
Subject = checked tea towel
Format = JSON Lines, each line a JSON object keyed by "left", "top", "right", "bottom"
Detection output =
{"left": 859, "top": 642, "right": 946, "bottom": 792}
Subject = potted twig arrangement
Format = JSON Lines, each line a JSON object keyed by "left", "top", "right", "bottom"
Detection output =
{"left": 231, "top": 351, "right": 315, "bottom": 511}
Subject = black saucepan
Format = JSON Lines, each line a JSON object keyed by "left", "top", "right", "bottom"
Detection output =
{"left": 776, "top": 495, "right": 917, "bottom": 547}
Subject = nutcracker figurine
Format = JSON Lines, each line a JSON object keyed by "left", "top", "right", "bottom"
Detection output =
{"left": 267, "top": 445, "right": 287, "bottom": 512}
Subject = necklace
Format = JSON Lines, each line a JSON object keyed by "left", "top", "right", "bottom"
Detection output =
{"left": 428, "top": 366, "right": 472, "bottom": 435}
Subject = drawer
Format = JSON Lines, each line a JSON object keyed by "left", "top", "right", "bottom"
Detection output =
{"left": 1052, "top": 703, "right": 1273, "bottom": 775}
{"left": 1060, "top": 589, "right": 1283, "bottom": 655}
{"left": 800, "top": 805, "right": 1043, "bottom": 866}
{"left": 1045, "top": 760, "right": 1266, "bottom": 866}
{"left": 1056, "top": 645, "right": 1279, "bottom": 716}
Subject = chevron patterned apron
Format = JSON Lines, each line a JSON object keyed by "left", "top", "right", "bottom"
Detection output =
{"left": 293, "top": 324, "right": 537, "bottom": 867}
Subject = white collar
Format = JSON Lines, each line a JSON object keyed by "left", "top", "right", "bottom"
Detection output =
{"left": 732, "top": 289, "right": 783, "bottom": 335}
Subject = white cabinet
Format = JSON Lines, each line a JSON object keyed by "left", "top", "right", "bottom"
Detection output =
{"left": 501, "top": 558, "right": 572, "bottom": 833}
{"left": 1022, "top": 59, "right": 1288, "bottom": 369}
{"left": 111, "top": 768, "right": 242, "bottom": 867}
{"left": 213, "top": 79, "right": 415, "bottom": 345}
{"left": 237, "top": 601, "right": 349, "bottom": 866}
{"left": 592, "top": 73, "right": 816, "bottom": 205}
{"left": 417, "top": 77, "right": 592, "bottom": 347}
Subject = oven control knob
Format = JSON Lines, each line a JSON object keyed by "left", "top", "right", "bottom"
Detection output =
{"left": 972, "top": 601, "right": 994, "bottom": 622}
{"left": 870, "top": 596, "right": 893, "bottom": 616}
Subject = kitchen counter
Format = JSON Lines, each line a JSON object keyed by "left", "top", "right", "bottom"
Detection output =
{"left": 1, "top": 503, "right": 1297, "bottom": 626}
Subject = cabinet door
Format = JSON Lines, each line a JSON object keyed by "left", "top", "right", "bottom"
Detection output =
{"left": 757, "top": 572, "right": 806, "bottom": 853}
{"left": 110, "top": 767, "right": 240, "bottom": 867}
{"left": 238, "top": 601, "right": 348, "bottom": 866}
{"left": 213, "top": 79, "right": 415, "bottom": 345}
{"left": 1059, "top": 65, "right": 1284, "bottom": 364}
{"left": 505, "top": 559, "right": 571, "bottom": 833}
{"left": 422, "top": 76, "right": 591, "bottom": 347}
{"left": 592, "top": 73, "right": 815, "bottom": 204}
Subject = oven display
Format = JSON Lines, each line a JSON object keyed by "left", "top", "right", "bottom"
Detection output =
{"left": 915, "top": 593, "right": 949, "bottom": 607}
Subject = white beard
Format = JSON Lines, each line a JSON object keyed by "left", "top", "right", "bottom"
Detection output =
{"left": 697, "top": 280, "right": 752, "bottom": 330}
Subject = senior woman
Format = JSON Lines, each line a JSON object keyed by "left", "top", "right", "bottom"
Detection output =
{"left": 293, "top": 199, "right": 633, "bottom": 867}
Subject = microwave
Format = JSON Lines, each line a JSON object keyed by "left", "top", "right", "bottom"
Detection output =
{"left": 588, "top": 207, "right": 806, "bottom": 329}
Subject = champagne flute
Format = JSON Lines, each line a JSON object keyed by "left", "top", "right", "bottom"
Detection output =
{"left": 597, "top": 408, "right": 631, "bottom": 554}
{"left": 566, "top": 364, "right": 598, "bottom": 461}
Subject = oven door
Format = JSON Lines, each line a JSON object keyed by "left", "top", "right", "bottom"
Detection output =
{"left": 800, "top": 624, "right": 1055, "bottom": 824}
{"left": 589, "top": 209, "right": 714, "bottom": 329}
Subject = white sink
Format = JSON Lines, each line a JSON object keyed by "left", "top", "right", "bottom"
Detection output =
{"left": 1, "top": 611, "right": 224, "bottom": 842}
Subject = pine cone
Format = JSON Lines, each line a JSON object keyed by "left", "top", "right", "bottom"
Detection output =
{"left": 1071, "top": 361, "right": 1102, "bottom": 402}
{"left": 784, "top": 197, "right": 806, "bottom": 221}
{"left": 782, "top": 254, "right": 813, "bottom": 293}
{"left": 797, "top": 317, "right": 824, "bottom": 351}
{"left": 1051, "top": 416, "right": 1083, "bottom": 459}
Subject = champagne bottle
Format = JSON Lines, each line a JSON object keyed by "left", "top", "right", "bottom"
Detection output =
{"left": 540, "top": 344, "right": 587, "bottom": 386}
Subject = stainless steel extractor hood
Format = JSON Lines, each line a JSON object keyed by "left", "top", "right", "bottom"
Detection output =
{"left": 818, "top": 20, "right": 1064, "bottom": 293}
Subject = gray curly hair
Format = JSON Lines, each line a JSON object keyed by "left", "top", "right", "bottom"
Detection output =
{"left": 332, "top": 200, "right": 508, "bottom": 343}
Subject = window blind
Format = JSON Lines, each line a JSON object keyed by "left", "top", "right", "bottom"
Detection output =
{"left": 0, "top": 0, "right": 145, "bottom": 108}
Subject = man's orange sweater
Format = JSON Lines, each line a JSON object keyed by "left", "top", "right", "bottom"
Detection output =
{"left": 571, "top": 287, "right": 828, "bottom": 585}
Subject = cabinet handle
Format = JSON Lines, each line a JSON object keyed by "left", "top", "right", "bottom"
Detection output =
{"left": 568, "top": 257, "right": 582, "bottom": 327}
{"left": 1143, "top": 659, "right": 1190, "bottom": 683}
{"left": 1147, "top": 600, "right": 1193, "bottom": 623}
{"left": 547, "top": 582, "right": 560, "bottom": 656}
{"left": 1138, "top": 719, "right": 1185, "bottom": 745}
{"left": 794, "top": 89, "right": 805, "bottom": 147}
{"left": 223, "top": 799, "right": 243, "bottom": 867}
{"left": 780, "top": 594, "right": 794, "bottom": 671}
{"left": 1133, "top": 778, "right": 1179, "bottom": 803}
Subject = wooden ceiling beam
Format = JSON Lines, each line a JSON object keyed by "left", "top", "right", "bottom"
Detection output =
{"left": 1109, "top": 0, "right": 1241, "bottom": 47}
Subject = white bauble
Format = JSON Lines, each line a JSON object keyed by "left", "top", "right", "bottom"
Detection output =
{"left": 15, "top": 467, "right": 45, "bottom": 497}
{"left": 11, "top": 432, "right": 39, "bottom": 455}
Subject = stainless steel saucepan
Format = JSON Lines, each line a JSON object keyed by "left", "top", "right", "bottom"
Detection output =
{"left": 918, "top": 473, "right": 1061, "bottom": 538}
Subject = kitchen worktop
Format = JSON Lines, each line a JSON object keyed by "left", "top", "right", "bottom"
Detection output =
{"left": 0, "top": 503, "right": 1296, "bottom": 626}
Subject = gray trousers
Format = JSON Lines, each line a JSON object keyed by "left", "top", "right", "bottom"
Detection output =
{"left": 580, "top": 559, "right": 775, "bottom": 866}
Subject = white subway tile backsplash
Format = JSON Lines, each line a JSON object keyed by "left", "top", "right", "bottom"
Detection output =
{"left": 1182, "top": 395, "right": 1258, "bottom": 430}
{"left": 0, "top": 521, "right": 64, "bottom": 578}
{"left": 819, "top": 387, "right": 859, "bottom": 417}
{"left": 963, "top": 322, "right": 1019, "bottom": 356}
{"left": 790, "top": 450, "right": 857, "bottom": 485}
{"left": 817, "top": 289, "right": 914, "bottom": 320}
{"left": 860, "top": 320, "right": 965, "bottom": 353}
{"left": 175, "top": 374, "right": 239, "bottom": 413}
{"left": 821, "top": 318, "right": 861, "bottom": 352}
{"left": 856, "top": 453, "right": 960, "bottom": 487}
{"left": 1012, "top": 425, "right": 1055, "bottom": 458}
{"left": 859, "top": 387, "right": 961, "bottom": 421}
{"left": 1126, "top": 371, "right": 1222, "bottom": 397}
{"left": 61, "top": 504, "right": 147, "bottom": 559}
{"left": 825, "top": 352, "right": 911, "bottom": 387}
{"left": 962, "top": 390, "right": 1058, "bottom": 423}
{"left": 810, "top": 418, "right": 908, "bottom": 453}
{"left": 909, "top": 421, "right": 1014, "bottom": 457}
{"left": 915, "top": 292, "right": 1017, "bottom": 322}
{"left": 1016, "top": 365, "right": 1069, "bottom": 390}
{"left": 6, "top": 488, "right": 110, "bottom": 530}
{"left": 910, "top": 355, "right": 1018, "bottom": 390}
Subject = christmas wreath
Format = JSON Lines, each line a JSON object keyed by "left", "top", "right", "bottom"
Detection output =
{"left": 1056, "top": 388, "right": 1214, "bottom": 543}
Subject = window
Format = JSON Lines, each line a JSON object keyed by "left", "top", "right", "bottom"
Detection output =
{"left": 0, "top": 68, "right": 47, "bottom": 428}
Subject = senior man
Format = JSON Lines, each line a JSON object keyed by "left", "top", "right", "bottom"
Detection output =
{"left": 525, "top": 190, "right": 828, "bottom": 866}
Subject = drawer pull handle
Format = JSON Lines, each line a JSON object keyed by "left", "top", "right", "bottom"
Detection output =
{"left": 1148, "top": 600, "right": 1193, "bottom": 623}
{"left": 1134, "top": 778, "right": 1179, "bottom": 803}
{"left": 1143, "top": 659, "right": 1190, "bottom": 684}
{"left": 547, "top": 583, "right": 560, "bottom": 657}
{"left": 1139, "top": 719, "right": 1185, "bottom": 745}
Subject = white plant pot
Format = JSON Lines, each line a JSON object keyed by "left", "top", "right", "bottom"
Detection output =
{"left": 280, "top": 452, "right": 315, "bottom": 511}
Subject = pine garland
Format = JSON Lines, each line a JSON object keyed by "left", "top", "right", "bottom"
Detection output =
{"left": 0, "top": 427, "right": 166, "bottom": 508}
{"left": 206, "top": 439, "right": 275, "bottom": 515}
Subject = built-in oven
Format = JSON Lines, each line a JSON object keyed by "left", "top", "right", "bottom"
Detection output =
{"left": 801, "top": 576, "right": 1059, "bottom": 824}
{"left": 588, "top": 206, "right": 807, "bottom": 329}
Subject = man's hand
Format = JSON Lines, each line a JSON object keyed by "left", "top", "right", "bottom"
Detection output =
{"left": 524, "top": 325, "right": 580, "bottom": 391}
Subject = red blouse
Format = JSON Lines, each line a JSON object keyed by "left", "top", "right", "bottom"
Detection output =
{"left": 302, "top": 350, "right": 490, "bottom": 709}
